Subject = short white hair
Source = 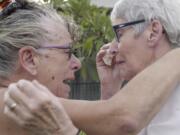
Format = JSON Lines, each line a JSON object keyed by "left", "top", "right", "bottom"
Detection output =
{"left": 111, "top": 0, "right": 180, "bottom": 47}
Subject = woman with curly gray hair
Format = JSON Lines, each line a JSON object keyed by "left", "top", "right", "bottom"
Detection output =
{"left": 0, "top": 0, "right": 81, "bottom": 134}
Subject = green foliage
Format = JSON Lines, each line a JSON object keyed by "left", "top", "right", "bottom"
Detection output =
{"left": 50, "top": 0, "right": 114, "bottom": 81}
{"left": 80, "top": 131, "right": 87, "bottom": 135}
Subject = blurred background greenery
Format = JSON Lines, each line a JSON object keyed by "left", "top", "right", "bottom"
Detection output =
{"left": 44, "top": 0, "right": 114, "bottom": 81}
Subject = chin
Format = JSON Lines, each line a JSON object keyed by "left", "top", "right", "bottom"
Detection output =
{"left": 57, "top": 88, "right": 70, "bottom": 98}
{"left": 59, "top": 92, "right": 70, "bottom": 98}
{"left": 64, "top": 94, "right": 69, "bottom": 99}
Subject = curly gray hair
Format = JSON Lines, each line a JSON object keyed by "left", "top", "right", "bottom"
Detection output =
{"left": 0, "top": 0, "right": 77, "bottom": 79}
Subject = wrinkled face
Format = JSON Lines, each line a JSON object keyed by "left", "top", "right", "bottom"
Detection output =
{"left": 35, "top": 28, "right": 81, "bottom": 98}
{"left": 111, "top": 18, "right": 155, "bottom": 80}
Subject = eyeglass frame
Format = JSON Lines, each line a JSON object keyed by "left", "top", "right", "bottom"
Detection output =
{"left": 0, "top": 0, "right": 76, "bottom": 59}
{"left": 112, "top": 19, "right": 145, "bottom": 42}
{"left": 36, "top": 44, "right": 75, "bottom": 59}
{"left": 0, "top": 1, "right": 76, "bottom": 59}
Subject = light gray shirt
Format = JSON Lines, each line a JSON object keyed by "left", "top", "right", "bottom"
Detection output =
{"left": 138, "top": 85, "right": 180, "bottom": 135}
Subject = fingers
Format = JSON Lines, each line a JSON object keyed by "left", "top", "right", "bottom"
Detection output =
{"left": 3, "top": 79, "right": 77, "bottom": 135}
{"left": 6, "top": 83, "right": 28, "bottom": 106}
{"left": 97, "top": 42, "right": 119, "bottom": 66}
{"left": 4, "top": 91, "right": 33, "bottom": 126}
{"left": 96, "top": 43, "right": 111, "bottom": 61}
{"left": 16, "top": 80, "right": 41, "bottom": 98}
{"left": 4, "top": 80, "right": 46, "bottom": 115}
{"left": 97, "top": 42, "right": 118, "bottom": 58}
{"left": 32, "top": 80, "right": 43, "bottom": 89}
{"left": 5, "top": 82, "right": 39, "bottom": 112}
{"left": 4, "top": 80, "right": 53, "bottom": 128}
{"left": 100, "top": 44, "right": 110, "bottom": 50}
{"left": 4, "top": 104, "right": 31, "bottom": 124}
{"left": 32, "top": 80, "right": 51, "bottom": 94}
{"left": 4, "top": 106, "right": 24, "bottom": 125}
{"left": 4, "top": 91, "right": 16, "bottom": 110}
{"left": 99, "top": 41, "right": 118, "bottom": 51}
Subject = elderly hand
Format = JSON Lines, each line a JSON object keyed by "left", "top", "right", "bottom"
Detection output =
{"left": 3, "top": 80, "right": 78, "bottom": 135}
{"left": 96, "top": 42, "right": 124, "bottom": 99}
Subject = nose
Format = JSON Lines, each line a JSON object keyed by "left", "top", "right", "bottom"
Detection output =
{"left": 109, "top": 41, "right": 119, "bottom": 55}
{"left": 70, "top": 54, "right": 81, "bottom": 71}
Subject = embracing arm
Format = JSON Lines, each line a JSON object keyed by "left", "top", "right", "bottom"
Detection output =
{"left": 4, "top": 49, "right": 180, "bottom": 135}
{"left": 61, "top": 49, "right": 180, "bottom": 135}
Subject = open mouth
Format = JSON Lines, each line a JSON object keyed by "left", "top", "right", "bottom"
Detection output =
{"left": 63, "top": 80, "right": 72, "bottom": 85}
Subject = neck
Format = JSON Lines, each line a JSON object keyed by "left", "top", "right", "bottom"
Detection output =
{"left": 154, "top": 38, "right": 172, "bottom": 61}
{"left": 0, "top": 73, "right": 28, "bottom": 88}
{"left": 0, "top": 78, "right": 14, "bottom": 88}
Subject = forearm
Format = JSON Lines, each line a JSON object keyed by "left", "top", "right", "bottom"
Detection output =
{"left": 61, "top": 97, "right": 139, "bottom": 135}
{"left": 62, "top": 49, "right": 180, "bottom": 135}
{"left": 61, "top": 99, "right": 118, "bottom": 135}
{"left": 109, "top": 58, "right": 179, "bottom": 133}
{"left": 107, "top": 49, "right": 180, "bottom": 134}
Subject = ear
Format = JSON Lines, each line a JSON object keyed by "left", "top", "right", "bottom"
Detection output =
{"left": 18, "top": 47, "right": 39, "bottom": 76}
{"left": 147, "top": 20, "right": 164, "bottom": 47}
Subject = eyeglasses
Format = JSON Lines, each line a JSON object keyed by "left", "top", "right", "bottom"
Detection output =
{"left": 37, "top": 44, "right": 75, "bottom": 59}
{"left": 0, "top": 0, "right": 76, "bottom": 59}
{"left": 112, "top": 19, "right": 145, "bottom": 42}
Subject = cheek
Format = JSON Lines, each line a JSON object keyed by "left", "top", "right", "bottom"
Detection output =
{"left": 118, "top": 65, "right": 136, "bottom": 80}
{"left": 46, "top": 58, "right": 69, "bottom": 81}
{"left": 46, "top": 75, "right": 64, "bottom": 96}
{"left": 39, "top": 67, "right": 64, "bottom": 88}
{"left": 49, "top": 69, "right": 65, "bottom": 83}
{"left": 119, "top": 55, "right": 142, "bottom": 80}
{"left": 126, "top": 54, "right": 151, "bottom": 77}
{"left": 49, "top": 60, "right": 69, "bottom": 77}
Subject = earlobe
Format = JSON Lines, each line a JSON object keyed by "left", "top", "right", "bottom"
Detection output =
{"left": 18, "top": 47, "right": 38, "bottom": 75}
{"left": 147, "top": 20, "right": 163, "bottom": 47}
